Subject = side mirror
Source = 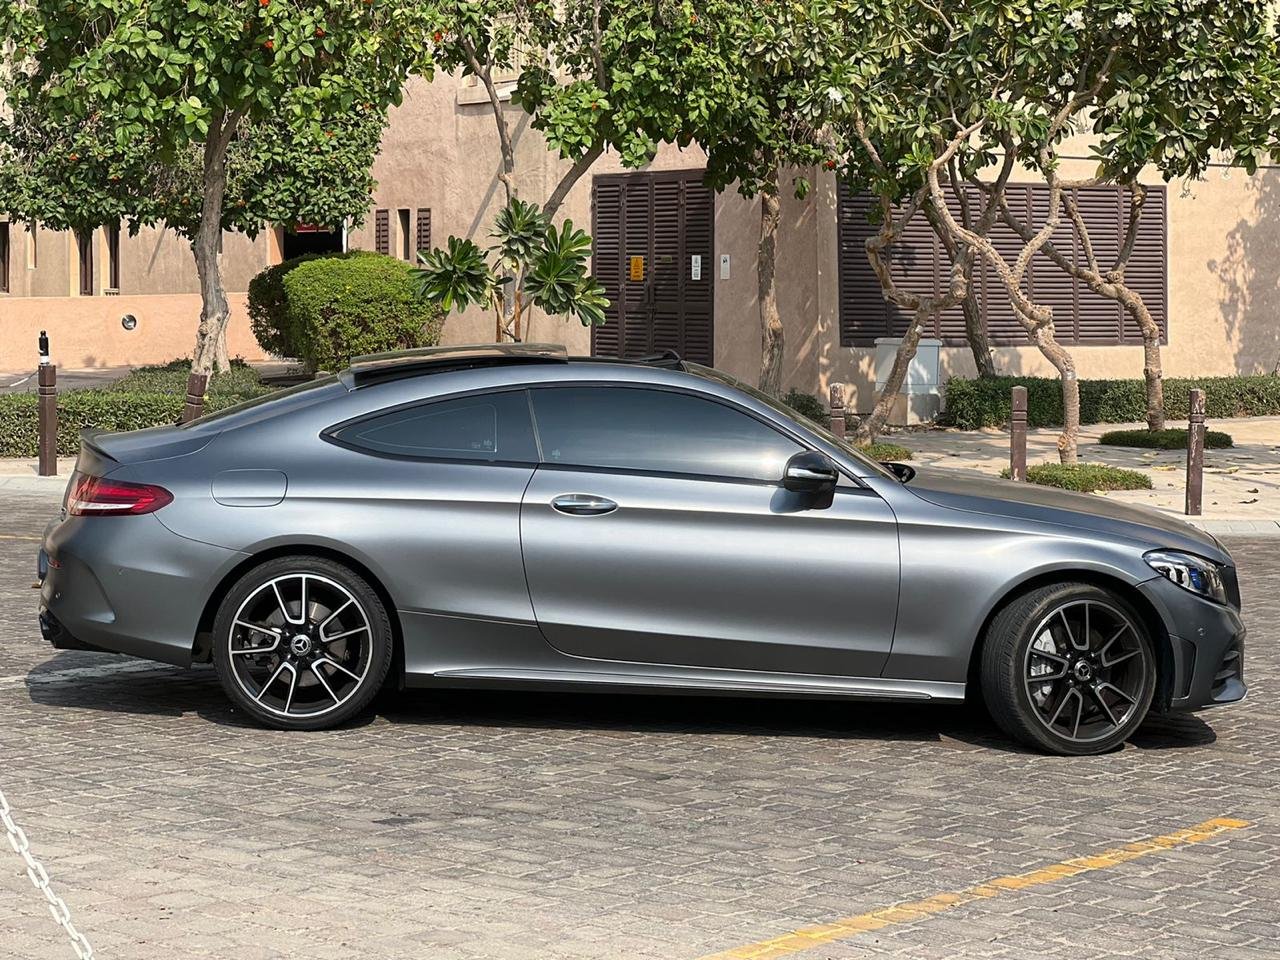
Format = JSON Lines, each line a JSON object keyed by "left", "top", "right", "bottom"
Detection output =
{"left": 782, "top": 450, "right": 838, "bottom": 494}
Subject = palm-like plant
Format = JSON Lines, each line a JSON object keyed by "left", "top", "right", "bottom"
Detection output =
{"left": 413, "top": 199, "right": 608, "bottom": 341}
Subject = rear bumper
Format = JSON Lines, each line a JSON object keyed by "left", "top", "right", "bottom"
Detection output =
{"left": 1138, "top": 574, "right": 1246, "bottom": 712}
{"left": 38, "top": 512, "right": 244, "bottom": 668}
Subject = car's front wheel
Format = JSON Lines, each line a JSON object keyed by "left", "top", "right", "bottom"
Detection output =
{"left": 980, "top": 582, "right": 1156, "bottom": 755}
{"left": 212, "top": 556, "right": 393, "bottom": 730}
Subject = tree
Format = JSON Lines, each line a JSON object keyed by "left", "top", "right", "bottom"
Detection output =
{"left": 428, "top": 0, "right": 704, "bottom": 334}
{"left": 0, "top": 0, "right": 436, "bottom": 377}
{"left": 777, "top": 0, "right": 1279, "bottom": 461}
{"left": 414, "top": 197, "right": 607, "bottom": 339}
{"left": 994, "top": 4, "right": 1280, "bottom": 432}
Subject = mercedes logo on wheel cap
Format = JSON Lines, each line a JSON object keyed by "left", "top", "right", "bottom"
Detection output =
{"left": 290, "top": 634, "right": 313, "bottom": 656}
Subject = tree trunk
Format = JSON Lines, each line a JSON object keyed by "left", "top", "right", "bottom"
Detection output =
{"left": 962, "top": 293, "right": 996, "bottom": 378}
{"left": 757, "top": 177, "right": 784, "bottom": 398}
{"left": 1119, "top": 292, "right": 1165, "bottom": 430}
{"left": 855, "top": 307, "right": 930, "bottom": 444}
{"left": 191, "top": 111, "right": 241, "bottom": 377}
{"left": 1031, "top": 325, "right": 1080, "bottom": 464}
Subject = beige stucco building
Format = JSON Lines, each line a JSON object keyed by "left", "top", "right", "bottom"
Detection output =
{"left": 4, "top": 71, "right": 1279, "bottom": 414}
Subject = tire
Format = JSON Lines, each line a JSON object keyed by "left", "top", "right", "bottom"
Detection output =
{"left": 212, "top": 556, "right": 394, "bottom": 730}
{"left": 980, "top": 582, "right": 1156, "bottom": 755}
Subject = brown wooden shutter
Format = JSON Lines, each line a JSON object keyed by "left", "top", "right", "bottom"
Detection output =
{"left": 374, "top": 209, "right": 389, "bottom": 255}
{"left": 77, "top": 228, "right": 94, "bottom": 296}
{"left": 838, "top": 182, "right": 1167, "bottom": 347}
{"left": 415, "top": 208, "right": 431, "bottom": 258}
{"left": 0, "top": 221, "right": 9, "bottom": 293}
{"left": 106, "top": 221, "right": 121, "bottom": 290}
{"left": 591, "top": 179, "right": 624, "bottom": 359}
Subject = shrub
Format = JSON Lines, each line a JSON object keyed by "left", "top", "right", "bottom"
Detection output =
{"left": 108, "top": 359, "right": 269, "bottom": 398}
{"left": 282, "top": 253, "right": 445, "bottom": 372}
{"left": 782, "top": 388, "right": 830, "bottom": 427}
{"left": 999, "top": 462, "right": 1153, "bottom": 492}
{"left": 944, "top": 375, "right": 1280, "bottom": 430}
{"left": 247, "top": 253, "right": 327, "bottom": 359}
{"left": 1098, "top": 428, "right": 1234, "bottom": 450}
{"left": 0, "top": 389, "right": 262, "bottom": 458}
{"left": 860, "top": 441, "right": 912, "bottom": 461}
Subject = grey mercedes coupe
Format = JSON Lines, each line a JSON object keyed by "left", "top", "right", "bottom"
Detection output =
{"left": 37, "top": 344, "right": 1245, "bottom": 754}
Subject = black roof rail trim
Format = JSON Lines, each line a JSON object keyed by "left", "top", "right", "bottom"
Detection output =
{"left": 567, "top": 350, "right": 687, "bottom": 371}
{"left": 341, "top": 343, "right": 569, "bottom": 387}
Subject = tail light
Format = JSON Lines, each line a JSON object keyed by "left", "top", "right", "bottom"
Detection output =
{"left": 67, "top": 474, "right": 173, "bottom": 516}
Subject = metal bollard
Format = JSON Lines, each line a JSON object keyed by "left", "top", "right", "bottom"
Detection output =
{"left": 181, "top": 372, "right": 208, "bottom": 424}
{"left": 829, "top": 384, "right": 846, "bottom": 439}
{"left": 37, "top": 361, "right": 57, "bottom": 477}
{"left": 1009, "top": 385, "right": 1028, "bottom": 481}
{"left": 1186, "top": 388, "right": 1205, "bottom": 516}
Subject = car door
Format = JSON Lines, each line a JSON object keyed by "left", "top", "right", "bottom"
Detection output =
{"left": 520, "top": 384, "right": 901, "bottom": 679}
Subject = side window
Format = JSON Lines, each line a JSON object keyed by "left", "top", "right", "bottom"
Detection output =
{"left": 333, "top": 391, "right": 537, "bottom": 463}
{"left": 530, "top": 386, "right": 802, "bottom": 482}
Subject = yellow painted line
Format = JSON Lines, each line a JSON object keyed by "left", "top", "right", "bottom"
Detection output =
{"left": 698, "top": 817, "right": 1250, "bottom": 960}
{"left": 0, "top": 534, "right": 42, "bottom": 541}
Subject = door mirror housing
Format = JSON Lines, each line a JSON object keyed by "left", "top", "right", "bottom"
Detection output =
{"left": 782, "top": 451, "right": 838, "bottom": 494}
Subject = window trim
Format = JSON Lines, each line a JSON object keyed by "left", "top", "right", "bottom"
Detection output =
{"left": 321, "top": 380, "right": 869, "bottom": 488}
{"left": 321, "top": 386, "right": 541, "bottom": 467}
{"left": 0, "top": 221, "right": 10, "bottom": 293}
{"left": 527, "top": 382, "right": 820, "bottom": 487}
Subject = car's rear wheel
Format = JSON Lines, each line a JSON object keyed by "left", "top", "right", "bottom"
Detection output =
{"left": 980, "top": 582, "right": 1156, "bottom": 755}
{"left": 212, "top": 556, "right": 393, "bottom": 730}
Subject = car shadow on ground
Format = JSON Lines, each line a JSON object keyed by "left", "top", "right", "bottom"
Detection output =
{"left": 21, "top": 655, "right": 1218, "bottom": 754}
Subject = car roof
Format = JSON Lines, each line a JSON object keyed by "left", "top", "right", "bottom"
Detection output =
{"left": 339, "top": 343, "right": 686, "bottom": 388}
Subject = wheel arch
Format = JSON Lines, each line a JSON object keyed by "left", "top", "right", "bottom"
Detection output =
{"left": 965, "top": 569, "right": 1174, "bottom": 710}
{"left": 193, "top": 544, "right": 405, "bottom": 686}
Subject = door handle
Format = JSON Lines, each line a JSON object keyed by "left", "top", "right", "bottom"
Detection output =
{"left": 551, "top": 494, "right": 618, "bottom": 516}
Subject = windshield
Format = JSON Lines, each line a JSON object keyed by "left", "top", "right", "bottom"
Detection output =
{"left": 178, "top": 374, "right": 341, "bottom": 428}
{"left": 685, "top": 363, "right": 898, "bottom": 480}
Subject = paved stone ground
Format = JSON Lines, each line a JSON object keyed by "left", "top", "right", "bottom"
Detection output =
{"left": 1, "top": 487, "right": 1278, "bottom": 960}
{"left": 889, "top": 417, "right": 1280, "bottom": 526}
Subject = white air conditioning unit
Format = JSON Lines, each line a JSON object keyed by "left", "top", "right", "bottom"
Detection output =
{"left": 872, "top": 337, "right": 942, "bottom": 425}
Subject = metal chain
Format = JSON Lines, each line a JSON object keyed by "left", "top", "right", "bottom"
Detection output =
{"left": 0, "top": 787, "right": 95, "bottom": 959}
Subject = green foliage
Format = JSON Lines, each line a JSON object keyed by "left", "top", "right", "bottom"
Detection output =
{"left": 283, "top": 254, "right": 444, "bottom": 372}
{"left": 106, "top": 359, "right": 266, "bottom": 398}
{"left": 0, "top": 388, "right": 267, "bottom": 459}
{"left": 1098, "top": 429, "right": 1235, "bottom": 451}
{"left": 944, "top": 376, "right": 1280, "bottom": 430}
{"left": 1000, "top": 463, "right": 1153, "bottom": 493}
{"left": 860, "top": 441, "right": 913, "bottom": 462}
{"left": 414, "top": 199, "right": 608, "bottom": 335}
{"left": 247, "top": 253, "right": 381, "bottom": 359}
{"left": 781, "top": 389, "right": 830, "bottom": 427}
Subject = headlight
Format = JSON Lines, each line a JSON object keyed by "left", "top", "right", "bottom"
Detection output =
{"left": 1145, "top": 549, "right": 1228, "bottom": 604}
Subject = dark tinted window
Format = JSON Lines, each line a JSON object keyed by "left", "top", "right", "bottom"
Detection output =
{"left": 335, "top": 391, "right": 537, "bottom": 462}
{"left": 530, "top": 386, "right": 801, "bottom": 481}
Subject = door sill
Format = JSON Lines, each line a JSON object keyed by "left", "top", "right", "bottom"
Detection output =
{"left": 428, "top": 666, "right": 964, "bottom": 702}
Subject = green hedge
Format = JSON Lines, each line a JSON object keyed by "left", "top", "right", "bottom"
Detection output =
{"left": 782, "top": 388, "right": 830, "bottom": 427}
{"left": 0, "top": 390, "right": 255, "bottom": 458}
{"left": 1000, "top": 463, "right": 1154, "bottom": 492}
{"left": 278, "top": 253, "right": 445, "bottom": 372}
{"left": 860, "top": 441, "right": 912, "bottom": 462}
{"left": 1099, "top": 428, "right": 1234, "bottom": 450}
{"left": 106, "top": 359, "right": 271, "bottom": 398}
{"left": 944, "top": 375, "right": 1280, "bottom": 429}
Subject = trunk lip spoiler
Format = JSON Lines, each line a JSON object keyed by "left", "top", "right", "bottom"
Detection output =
{"left": 79, "top": 428, "right": 120, "bottom": 463}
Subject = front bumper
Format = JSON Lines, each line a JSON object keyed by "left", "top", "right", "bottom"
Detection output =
{"left": 38, "top": 512, "right": 244, "bottom": 668}
{"left": 1138, "top": 572, "right": 1246, "bottom": 711}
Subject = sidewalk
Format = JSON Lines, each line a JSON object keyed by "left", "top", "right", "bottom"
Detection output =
{"left": 890, "top": 416, "right": 1280, "bottom": 534}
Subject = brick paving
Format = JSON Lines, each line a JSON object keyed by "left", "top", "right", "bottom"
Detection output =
{"left": 1, "top": 487, "right": 1277, "bottom": 959}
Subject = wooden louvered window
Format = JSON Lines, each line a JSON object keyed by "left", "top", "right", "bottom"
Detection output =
{"left": 374, "top": 209, "right": 390, "bottom": 255}
{"left": 837, "top": 183, "right": 1167, "bottom": 347}
{"left": 415, "top": 208, "right": 432, "bottom": 259}
{"left": 0, "top": 221, "right": 9, "bottom": 293}
{"left": 76, "top": 228, "right": 95, "bottom": 296}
